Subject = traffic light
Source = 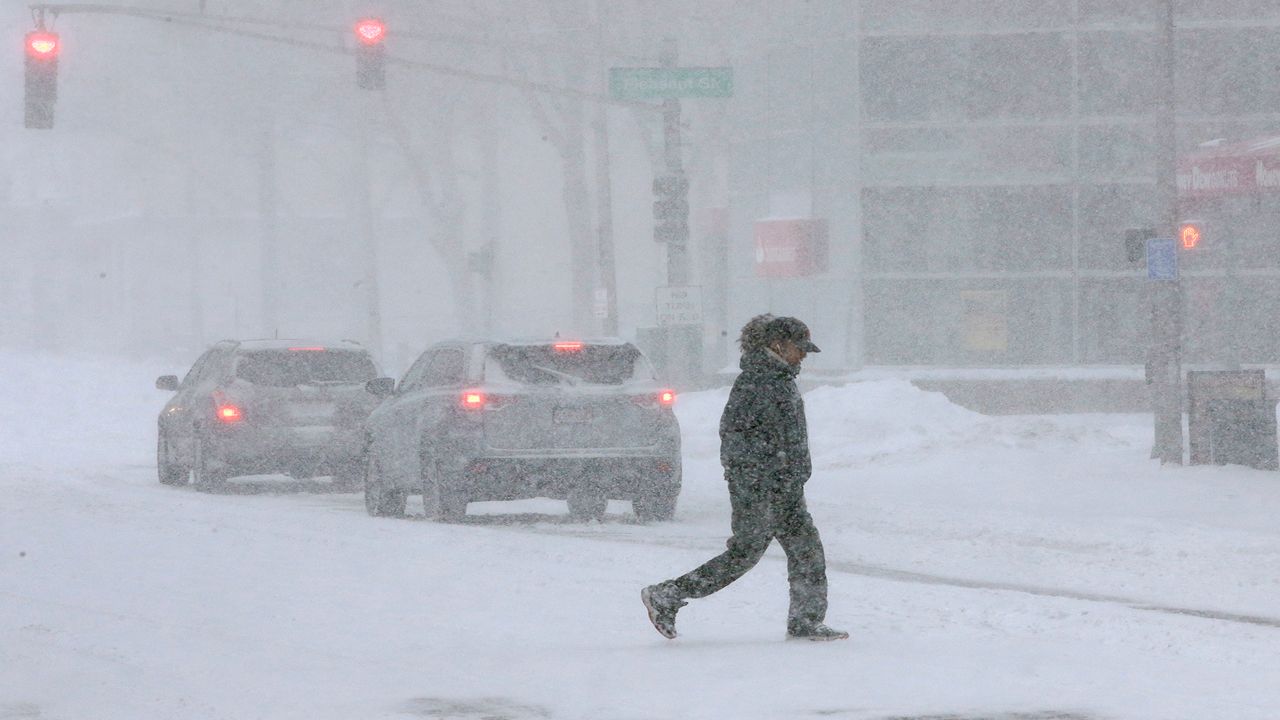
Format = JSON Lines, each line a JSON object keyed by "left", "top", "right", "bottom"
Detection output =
{"left": 1179, "top": 220, "right": 1203, "bottom": 250}
{"left": 653, "top": 174, "right": 689, "bottom": 244}
{"left": 24, "top": 30, "right": 60, "bottom": 129}
{"left": 354, "top": 18, "right": 386, "bottom": 90}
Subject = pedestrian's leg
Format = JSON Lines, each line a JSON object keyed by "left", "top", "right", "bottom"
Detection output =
{"left": 663, "top": 469, "right": 772, "bottom": 600}
{"left": 772, "top": 484, "right": 829, "bottom": 631}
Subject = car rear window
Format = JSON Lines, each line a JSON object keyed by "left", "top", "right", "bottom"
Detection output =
{"left": 485, "top": 344, "right": 651, "bottom": 385}
{"left": 234, "top": 349, "right": 377, "bottom": 387}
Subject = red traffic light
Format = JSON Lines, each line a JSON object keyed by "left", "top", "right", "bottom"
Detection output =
{"left": 25, "top": 31, "right": 60, "bottom": 59}
{"left": 354, "top": 18, "right": 386, "bottom": 46}
{"left": 1179, "top": 221, "right": 1202, "bottom": 249}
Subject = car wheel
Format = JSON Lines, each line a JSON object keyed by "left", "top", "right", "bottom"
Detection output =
{"left": 422, "top": 461, "right": 468, "bottom": 522}
{"left": 633, "top": 490, "right": 679, "bottom": 522}
{"left": 156, "top": 432, "right": 188, "bottom": 486}
{"left": 567, "top": 487, "right": 608, "bottom": 522}
{"left": 363, "top": 456, "right": 406, "bottom": 518}
{"left": 191, "top": 435, "right": 229, "bottom": 492}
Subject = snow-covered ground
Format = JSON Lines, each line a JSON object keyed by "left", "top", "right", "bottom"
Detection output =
{"left": 3, "top": 350, "right": 1278, "bottom": 719}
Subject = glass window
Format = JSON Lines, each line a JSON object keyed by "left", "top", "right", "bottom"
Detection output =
{"left": 965, "top": 33, "right": 1071, "bottom": 119}
{"left": 1078, "top": 31, "right": 1160, "bottom": 116}
{"left": 1178, "top": 28, "right": 1280, "bottom": 116}
{"left": 484, "top": 344, "right": 648, "bottom": 386}
{"left": 423, "top": 349, "right": 465, "bottom": 387}
{"left": 862, "top": 36, "right": 967, "bottom": 122}
{"left": 397, "top": 353, "right": 433, "bottom": 394}
{"left": 1078, "top": 0, "right": 1159, "bottom": 24}
{"left": 234, "top": 349, "right": 376, "bottom": 387}
{"left": 864, "top": 278, "right": 1073, "bottom": 364}
{"left": 1079, "top": 124, "right": 1157, "bottom": 180}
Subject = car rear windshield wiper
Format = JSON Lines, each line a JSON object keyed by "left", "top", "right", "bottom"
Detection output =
{"left": 528, "top": 364, "right": 583, "bottom": 386}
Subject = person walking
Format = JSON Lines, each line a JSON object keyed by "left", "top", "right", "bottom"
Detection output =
{"left": 641, "top": 315, "right": 847, "bottom": 641}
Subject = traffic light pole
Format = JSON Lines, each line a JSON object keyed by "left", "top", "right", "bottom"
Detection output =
{"left": 1152, "top": 0, "right": 1185, "bottom": 464}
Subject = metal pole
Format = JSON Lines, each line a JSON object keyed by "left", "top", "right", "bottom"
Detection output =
{"left": 258, "top": 123, "right": 279, "bottom": 338}
{"left": 660, "top": 37, "right": 689, "bottom": 286}
{"left": 1151, "top": 0, "right": 1184, "bottom": 464}
{"left": 594, "top": 0, "right": 619, "bottom": 336}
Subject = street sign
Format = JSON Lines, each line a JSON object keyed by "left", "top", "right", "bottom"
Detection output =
{"left": 655, "top": 286, "right": 702, "bottom": 326}
{"left": 1147, "top": 238, "right": 1178, "bottom": 280}
{"left": 609, "top": 67, "right": 733, "bottom": 99}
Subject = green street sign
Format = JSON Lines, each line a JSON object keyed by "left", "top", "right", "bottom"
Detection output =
{"left": 609, "top": 67, "right": 733, "bottom": 99}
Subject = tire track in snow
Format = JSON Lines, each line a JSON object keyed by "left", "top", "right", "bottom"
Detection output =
{"left": 504, "top": 520, "right": 1280, "bottom": 630}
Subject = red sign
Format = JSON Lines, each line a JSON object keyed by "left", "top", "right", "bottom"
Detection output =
{"left": 1178, "top": 135, "right": 1280, "bottom": 198}
{"left": 753, "top": 218, "right": 829, "bottom": 278}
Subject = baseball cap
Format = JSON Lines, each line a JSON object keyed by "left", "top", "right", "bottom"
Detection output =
{"left": 766, "top": 316, "right": 821, "bottom": 353}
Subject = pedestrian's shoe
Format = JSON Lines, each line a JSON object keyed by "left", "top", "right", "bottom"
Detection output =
{"left": 786, "top": 623, "right": 849, "bottom": 642}
{"left": 641, "top": 584, "right": 686, "bottom": 639}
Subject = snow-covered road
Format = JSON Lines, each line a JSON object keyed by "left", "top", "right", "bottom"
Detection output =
{"left": 3, "top": 351, "right": 1278, "bottom": 719}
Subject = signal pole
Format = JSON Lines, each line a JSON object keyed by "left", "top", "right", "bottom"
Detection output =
{"left": 1151, "top": 0, "right": 1184, "bottom": 464}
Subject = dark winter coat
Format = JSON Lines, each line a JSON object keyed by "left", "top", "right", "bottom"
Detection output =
{"left": 718, "top": 349, "right": 812, "bottom": 483}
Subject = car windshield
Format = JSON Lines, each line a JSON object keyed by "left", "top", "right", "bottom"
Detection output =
{"left": 234, "top": 349, "right": 377, "bottom": 387}
{"left": 485, "top": 344, "right": 650, "bottom": 386}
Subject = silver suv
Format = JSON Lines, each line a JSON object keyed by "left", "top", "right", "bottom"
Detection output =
{"left": 156, "top": 339, "right": 381, "bottom": 490}
{"left": 362, "top": 339, "right": 682, "bottom": 522}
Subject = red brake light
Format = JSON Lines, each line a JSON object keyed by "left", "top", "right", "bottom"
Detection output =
{"left": 461, "top": 390, "right": 485, "bottom": 409}
{"left": 212, "top": 390, "right": 244, "bottom": 423}
{"left": 632, "top": 390, "right": 677, "bottom": 408}
{"left": 553, "top": 341, "right": 584, "bottom": 352}
{"left": 288, "top": 346, "right": 325, "bottom": 352}
{"left": 26, "top": 31, "right": 59, "bottom": 59}
{"left": 355, "top": 18, "right": 387, "bottom": 45}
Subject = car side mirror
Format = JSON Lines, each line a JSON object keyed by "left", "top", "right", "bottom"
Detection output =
{"left": 156, "top": 375, "right": 180, "bottom": 392}
{"left": 365, "top": 377, "right": 396, "bottom": 398}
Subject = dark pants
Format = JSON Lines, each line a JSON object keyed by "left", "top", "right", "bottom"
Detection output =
{"left": 664, "top": 468, "right": 829, "bottom": 630}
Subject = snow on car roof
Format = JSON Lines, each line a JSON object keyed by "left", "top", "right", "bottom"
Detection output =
{"left": 226, "top": 338, "right": 368, "bottom": 351}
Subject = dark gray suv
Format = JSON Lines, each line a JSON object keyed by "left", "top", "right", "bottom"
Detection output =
{"left": 362, "top": 339, "right": 682, "bottom": 522}
{"left": 156, "top": 339, "right": 381, "bottom": 490}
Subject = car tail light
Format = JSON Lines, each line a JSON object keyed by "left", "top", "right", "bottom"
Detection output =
{"left": 631, "top": 390, "right": 677, "bottom": 408}
{"left": 553, "top": 341, "right": 583, "bottom": 352}
{"left": 461, "top": 390, "right": 486, "bottom": 409}
{"left": 288, "top": 346, "right": 325, "bottom": 352}
{"left": 212, "top": 391, "right": 244, "bottom": 423}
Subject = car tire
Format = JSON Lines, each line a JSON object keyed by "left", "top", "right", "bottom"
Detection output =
{"left": 633, "top": 490, "right": 678, "bottom": 522}
{"left": 363, "top": 456, "right": 406, "bottom": 518}
{"left": 156, "top": 432, "right": 188, "bottom": 486}
{"left": 567, "top": 487, "right": 608, "bottom": 522}
{"left": 422, "top": 461, "right": 468, "bottom": 522}
{"left": 191, "top": 435, "right": 229, "bottom": 492}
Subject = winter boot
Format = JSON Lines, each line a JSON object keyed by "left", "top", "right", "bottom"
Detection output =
{"left": 641, "top": 584, "right": 686, "bottom": 639}
{"left": 786, "top": 622, "right": 849, "bottom": 642}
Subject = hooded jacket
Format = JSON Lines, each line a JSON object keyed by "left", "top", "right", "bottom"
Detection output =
{"left": 718, "top": 348, "right": 812, "bottom": 483}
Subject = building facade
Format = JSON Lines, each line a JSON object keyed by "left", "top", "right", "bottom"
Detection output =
{"left": 722, "top": 0, "right": 1280, "bottom": 368}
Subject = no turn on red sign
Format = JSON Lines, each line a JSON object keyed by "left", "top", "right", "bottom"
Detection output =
{"left": 655, "top": 286, "right": 702, "bottom": 326}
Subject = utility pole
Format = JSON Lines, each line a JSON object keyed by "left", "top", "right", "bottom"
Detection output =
{"left": 1151, "top": 0, "right": 1184, "bottom": 464}
{"left": 258, "top": 122, "right": 280, "bottom": 338}
{"left": 594, "top": 0, "right": 618, "bottom": 336}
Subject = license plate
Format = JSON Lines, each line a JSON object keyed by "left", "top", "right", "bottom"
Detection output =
{"left": 289, "top": 401, "right": 335, "bottom": 421}
{"left": 553, "top": 406, "right": 594, "bottom": 424}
